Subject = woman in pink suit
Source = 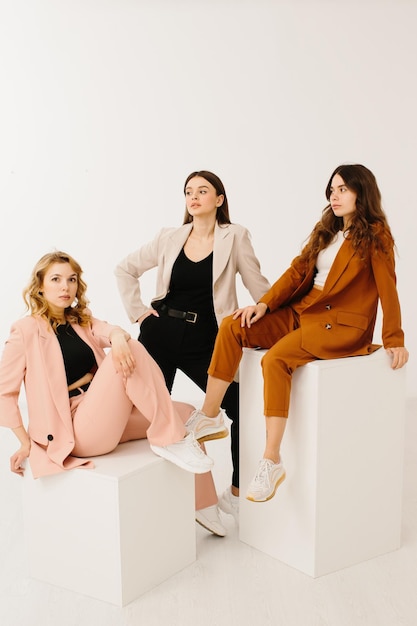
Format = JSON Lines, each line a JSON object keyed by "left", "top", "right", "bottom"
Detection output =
{"left": 186, "top": 164, "right": 409, "bottom": 503}
{"left": 0, "top": 251, "right": 213, "bottom": 480}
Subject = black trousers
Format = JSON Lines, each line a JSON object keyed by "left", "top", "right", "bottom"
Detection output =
{"left": 139, "top": 311, "right": 240, "bottom": 488}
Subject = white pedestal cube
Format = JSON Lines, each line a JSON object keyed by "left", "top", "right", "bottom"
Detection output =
{"left": 239, "top": 348, "right": 406, "bottom": 577}
{"left": 23, "top": 439, "right": 196, "bottom": 606}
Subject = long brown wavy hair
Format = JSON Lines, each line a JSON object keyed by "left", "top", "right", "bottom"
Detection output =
{"left": 182, "top": 170, "right": 231, "bottom": 225}
{"left": 299, "top": 164, "right": 394, "bottom": 268}
{"left": 23, "top": 251, "right": 91, "bottom": 331}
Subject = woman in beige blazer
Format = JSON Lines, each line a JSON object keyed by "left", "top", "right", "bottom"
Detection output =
{"left": 187, "top": 164, "right": 409, "bottom": 503}
{"left": 0, "top": 252, "right": 213, "bottom": 480}
{"left": 115, "top": 170, "right": 270, "bottom": 536}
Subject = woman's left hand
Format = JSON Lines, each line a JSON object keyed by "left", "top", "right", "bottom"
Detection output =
{"left": 10, "top": 445, "right": 30, "bottom": 476}
{"left": 386, "top": 346, "right": 409, "bottom": 369}
{"left": 110, "top": 329, "right": 136, "bottom": 377}
{"left": 233, "top": 302, "right": 268, "bottom": 327}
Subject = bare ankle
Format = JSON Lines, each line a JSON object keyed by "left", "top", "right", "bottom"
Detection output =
{"left": 264, "top": 454, "right": 280, "bottom": 465}
{"left": 201, "top": 407, "right": 220, "bottom": 418}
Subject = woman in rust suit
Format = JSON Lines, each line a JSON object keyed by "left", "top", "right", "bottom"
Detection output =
{"left": 185, "top": 164, "right": 409, "bottom": 502}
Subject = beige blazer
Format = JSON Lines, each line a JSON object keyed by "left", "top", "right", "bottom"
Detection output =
{"left": 259, "top": 237, "right": 405, "bottom": 359}
{"left": 115, "top": 222, "right": 271, "bottom": 327}
{"left": 0, "top": 314, "right": 119, "bottom": 477}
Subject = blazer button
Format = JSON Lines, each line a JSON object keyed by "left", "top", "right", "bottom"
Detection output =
{"left": 325, "top": 323, "right": 332, "bottom": 330}
{"left": 325, "top": 304, "right": 331, "bottom": 310}
{"left": 47, "top": 434, "right": 54, "bottom": 441}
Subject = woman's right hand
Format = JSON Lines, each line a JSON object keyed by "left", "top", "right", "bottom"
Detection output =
{"left": 10, "top": 445, "right": 30, "bottom": 476}
{"left": 232, "top": 302, "right": 268, "bottom": 328}
{"left": 137, "top": 309, "right": 159, "bottom": 325}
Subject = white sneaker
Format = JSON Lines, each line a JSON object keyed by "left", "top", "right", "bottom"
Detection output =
{"left": 150, "top": 432, "right": 214, "bottom": 474}
{"left": 218, "top": 487, "right": 239, "bottom": 522}
{"left": 185, "top": 409, "right": 229, "bottom": 443}
{"left": 195, "top": 505, "right": 227, "bottom": 537}
{"left": 246, "top": 458, "right": 286, "bottom": 502}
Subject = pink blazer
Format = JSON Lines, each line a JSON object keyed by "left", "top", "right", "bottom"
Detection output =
{"left": 0, "top": 314, "right": 120, "bottom": 477}
{"left": 259, "top": 236, "right": 405, "bottom": 359}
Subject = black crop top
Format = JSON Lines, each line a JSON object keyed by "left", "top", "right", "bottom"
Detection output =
{"left": 164, "top": 248, "right": 216, "bottom": 322}
{"left": 56, "top": 324, "right": 98, "bottom": 386}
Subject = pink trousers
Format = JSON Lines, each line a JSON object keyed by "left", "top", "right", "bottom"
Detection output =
{"left": 70, "top": 340, "right": 216, "bottom": 510}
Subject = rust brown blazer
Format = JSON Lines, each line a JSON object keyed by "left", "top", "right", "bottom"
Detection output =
{"left": 259, "top": 236, "right": 404, "bottom": 359}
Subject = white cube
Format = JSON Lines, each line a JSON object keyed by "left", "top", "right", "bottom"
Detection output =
{"left": 239, "top": 348, "right": 406, "bottom": 577}
{"left": 23, "top": 439, "right": 196, "bottom": 605}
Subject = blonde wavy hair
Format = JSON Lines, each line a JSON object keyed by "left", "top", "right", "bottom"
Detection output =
{"left": 23, "top": 251, "right": 91, "bottom": 331}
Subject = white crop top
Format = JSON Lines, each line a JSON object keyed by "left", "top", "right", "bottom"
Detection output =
{"left": 314, "top": 230, "right": 345, "bottom": 288}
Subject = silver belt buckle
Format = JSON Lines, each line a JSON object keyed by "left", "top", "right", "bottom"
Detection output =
{"left": 186, "top": 311, "right": 197, "bottom": 323}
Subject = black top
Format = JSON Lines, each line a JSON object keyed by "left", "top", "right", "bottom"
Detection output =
{"left": 56, "top": 323, "right": 98, "bottom": 385}
{"left": 164, "top": 248, "right": 216, "bottom": 324}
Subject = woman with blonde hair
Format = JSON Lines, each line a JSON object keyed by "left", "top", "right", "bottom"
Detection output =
{"left": 0, "top": 251, "right": 213, "bottom": 480}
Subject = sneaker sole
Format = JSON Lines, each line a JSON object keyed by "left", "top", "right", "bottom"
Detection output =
{"left": 195, "top": 517, "right": 226, "bottom": 537}
{"left": 195, "top": 428, "right": 229, "bottom": 443}
{"left": 246, "top": 472, "right": 286, "bottom": 502}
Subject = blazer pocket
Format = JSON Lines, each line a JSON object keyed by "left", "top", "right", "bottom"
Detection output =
{"left": 337, "top": 311, "right": 369, "bottom": 331}
{"left": 28, "top": 427, "right": 49, "bottom": 446}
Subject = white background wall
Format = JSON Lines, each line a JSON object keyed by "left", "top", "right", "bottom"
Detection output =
{"left": 1, "top": 0, "right": 416, "bottom": 397}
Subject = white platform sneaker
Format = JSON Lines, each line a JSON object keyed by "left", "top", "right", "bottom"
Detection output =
{"left": 185, "top": 409, "right": 229, "bottom": 443}
{"left": 150, "top": 432, "right": 214, "bottom": 474}
{"left": 195, "top": 505, "right": 227, "bottom": 537}
{"left": 246, "top": 458, "right": 286, "bottom": 502}
{"left": 218, "top": 487, "right": 239, "bottom": 522}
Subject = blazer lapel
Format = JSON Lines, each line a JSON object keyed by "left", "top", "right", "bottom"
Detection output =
{"left": 163, "top": 224, "right": 193, "bottom": 287}
{"left": 213, "top": 223, "right": 234, "bottom": 285}
{"left": 164, "top": 222, "right": 234, "bottom": 287}
{"left": 322, "top": 238, "right": 356, "bottom": 295}
{"left": 36, "top": 318, "right": 73, "bottom": 431}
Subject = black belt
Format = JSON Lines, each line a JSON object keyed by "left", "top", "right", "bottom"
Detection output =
{"left": 69, "top": 382, "right": 91, "bottom": 398}
{"left": 160, "top": 304, "right": 198, "bottom": 324}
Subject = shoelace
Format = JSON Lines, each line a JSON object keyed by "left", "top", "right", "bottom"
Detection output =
{"left": 185, "top": 410, "right": 204, "bottom": 428}
{"left": 186, "top": 410, "right": 222, "bottom": 429}
{"left": 187, "top": 431, "right": 206, "bottom": 458}
{"left": 253, "top": 459, "right": 275, "bottom": 486}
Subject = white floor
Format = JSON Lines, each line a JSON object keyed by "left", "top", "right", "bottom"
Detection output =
{"left": 1, "top": 398, "right": 416, "bottom": 626}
